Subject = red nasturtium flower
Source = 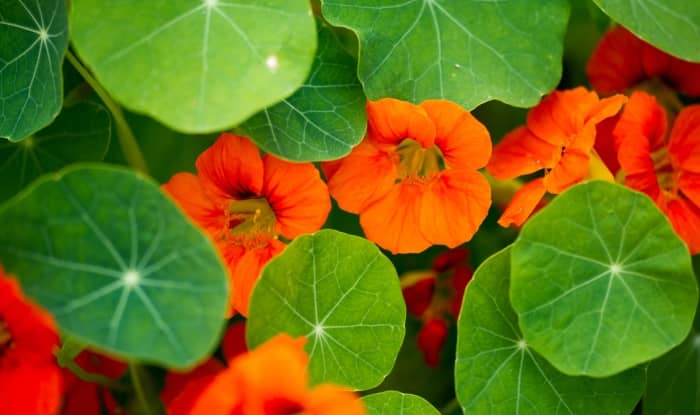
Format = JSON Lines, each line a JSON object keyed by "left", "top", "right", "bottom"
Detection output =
{"left": 587, "top": 26, "right": 700, "bottom": 97}
{"left": 0, "top": 268, "right": 63, "bottom": 415}
{"left": 614, "top": 91, "right": 700, "bottom": 254}
{"left": 486, "top": 87, "right": 627, "bottom": 227}
{"left": 61, "top": 350, "right": 127, "bottom": 415}
{"left": 163, "top": 134, "right": 331, "bottom": 315}
{"left": 323, "top": 98, "right": 492, "bottom": 254}
{"left": 169, "top": 334, "right": 365, "bottom": 415}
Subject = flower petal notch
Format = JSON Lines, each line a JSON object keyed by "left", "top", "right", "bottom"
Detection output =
{"left": 246, "top": 230, "right": 406, "bottom": 390}
{"left": 70, "top": 0, "right": 316, "bottom": 133}
{"left": 324, "top": 98, "right": 492, "bottom": 254}
{"left": 456, "top": 247, "right": 644, "bottom": 414}
{"left": 510, "top": 181, "right": 698, "bottom": 377}
{"left": 0, "top": 165, "right": 230, "bottom": 368}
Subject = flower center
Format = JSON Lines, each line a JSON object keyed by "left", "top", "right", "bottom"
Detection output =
{"left": 651, "top": 147, "right": 679, "bottom": 196}
{"left": 226, "top": 197, "right": 277, "bottom": 238}
{"left": 0, "top": 319, "right": 12, "bottom": 356}
{"left": 396, "top": 139, "right": 445, "bottom": 181}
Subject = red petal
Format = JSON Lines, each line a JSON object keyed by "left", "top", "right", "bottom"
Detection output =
{"left": 417, "top": 319, "right": 449, "bottom": 367}
{"left": 222, "top": 322, "right": 248, "bottom": 362}
{"left": 587, "top": 27, "right": 646, "bottom": 94}
{"left": 402, "top": 276, "right": 436, "bottom": 317}
{"left": 668, "top": 105, "right": 700, "bottom": 173}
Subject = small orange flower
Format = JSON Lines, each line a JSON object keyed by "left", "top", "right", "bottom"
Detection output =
{"left": 487, "top": 87, "right": 626, "bottom": 227}
{"left": 614, "top": 91, "right": 700, "bottom": 253}
{"left": 0, "top": 268, "right": 63, "bottom": 415}
{"left": 587, "top": 26, "right": 700, "bottom": 97}
{"left": 169, "top": 334, "right": 365, "bottom": 415}
{"left": 323, "top": 98, "right": 492, "bottom": 254}
{"left": 163, "top": 134, "right": 331, "bottom": 315}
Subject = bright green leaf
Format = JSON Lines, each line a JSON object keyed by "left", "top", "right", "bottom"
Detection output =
{"left": 0, "top": 165, "right": 229, "bottom": 368}
{"left": 239, "top": 21, "right": 366, "bottom": 162}
{"left": 511, "top": 181, "right": 698, "bottom": 377}
{"left": 70, "top": 0, "right": 317, "bottom": 133}
{"left": 0, "top": 0, "right": 68, "bottom": 141}
{"left": 246, "top": 229, "right": 405, "bottom": 390}
{"left": 456, "top": 247, "right": 644, "bottom": 414}
{"left": 644, "top": 329, "right": 700, "bottom": 415}
{"left": 321, "top": 0, "right": 569, "bottom": 109}
{"left": 362, "top": 391, "right": 440, "bottom": 415}
{"left": 0, "top": 101, "right": 111, "bottom": 201}
{"left": 593, "top": 0, "right": 700, "bottom": 61}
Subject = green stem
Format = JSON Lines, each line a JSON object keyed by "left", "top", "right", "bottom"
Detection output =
{"left": 65, "top": 50, "right": 149, "bottom": 174}
{"left": 439, "top": 398, "right": 460, "bottom": 415}
{"left": 129, "top": 363, "right": 163, "bottom": 415}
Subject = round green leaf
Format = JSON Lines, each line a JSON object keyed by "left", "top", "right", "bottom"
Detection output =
{"left": 239, "top": 21, "right": 366, "bottom": 162}
{"left": 246, "top": 229, "right": 406, "bottom": 390}
{"left": 511, "top": 181, "right": 698, "bottom": 377}
{"left": 71, "top": 0, "right": 317, "bottom": 133}
{"left": 593, "top": 0, "right": 700, "bottom": 61}
{"left": 0, "top": 101, "right": 111, "bottom": 201}
{"left": 0, "top": 0, "right": 68, "bottom": 141}
{"left": 456, "top": 247, "right": 645, "bottom": 414}
{"left": 362, "top": 391, "right": 439, "bottom": 415}
{"left": 322, "top": 0, "right": 569, "bottom": 109}
{"left": 0, "top": 165, "right": 229, "bottom": 368}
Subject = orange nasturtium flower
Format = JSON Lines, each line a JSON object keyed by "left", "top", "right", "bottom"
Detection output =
{"left": 323, "top": 98, "right": 492, "bottom": 254}
{"left": 587, "top": 26, "right": 700, "bottom": 97}
{"left": 169, "top": 334, "right": 365, "bottom": 415}
{"left": 0, "top": 268, "right": 63, "bottom": 415}
{"left": 614, "top": 91, "right": 700, "bottom": 254}
{"left": 163, "top": 134, "right": 331, "bottom": 315}
{"left": 486, "top": 87, "right": 627, "bottom": 227}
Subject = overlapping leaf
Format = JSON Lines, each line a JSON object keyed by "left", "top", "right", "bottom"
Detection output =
{"left": 362, "top": 391, "right": 440, "bottom": 415}
{"left": 456, "top": 247, "right": 644, "bottom": 414}
{"left": 511, "top": 181, "right": 697, "bottom": 377}
{"left": 0, "top": 0, "right": 68, "bottom": 141}
{"left": 71, "top": 0, "right": 317, "bottom": 133}
{"left": 0, "top": 165, "right": 229, "bottom": 368}
{"left": 246, "top": 229, "right": 405, "bottom": 390}
{"left": 322, "top": 0, "right": 569, "bottom": 109}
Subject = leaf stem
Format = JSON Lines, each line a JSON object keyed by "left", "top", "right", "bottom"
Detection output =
{"left": 439, "top": 397, "right": 460, "bottom": 414}
{"left": 129, "top": 363, "right": 163, "bottom": 415}
{"left": 65, "top": 50, "right": 149, "bottom": 174}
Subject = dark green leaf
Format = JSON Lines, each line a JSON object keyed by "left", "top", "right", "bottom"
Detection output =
{"left": 0, "top": 165, "right": 229, "bottom": 368}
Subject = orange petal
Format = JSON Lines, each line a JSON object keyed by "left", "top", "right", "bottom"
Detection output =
{"left": 544, "top": 148, "right": 589, "bottom": 194}
{"left": 161, "top": 358, "right": 225, "bottom": 408}
{"left": 668, "top": 104, "right": 700, "bottom": 173}
{"left": 196, "top": 133, "right": 265, "bottom": 206}
{"left": 305, "top": 384, "right": 366, "bottom": 415}
{"left": 360, "top": 182, "right": 432, "bottom": 254}
{"left": 594, "top": 115, "right": 622, "bottom": 175}
{"left": 643, "top": 45, "right": 700, "bottom": 97}
{"left": 663, "top": 197, "right": 700, "bottom": 255}
{"left": 583, "top": 93, "right": 627, "bottom": 130}
{"left": 229, "top": 239, "right": 286, "bottom": 316}
{"left": 587, "top": 27, "right": 646, "bottom": 94}
{"left": 162, "top": 172, "right": 224, "bottom": 233}
{"left": 262, "top": 155, "right": 331, "bottom": 239}
{"left": 323, "top": 140, "right": 397, "bottom": 213}
{"left": 527, "top": 87, "right": 599, "bottom": 147}
{"left": 498, "top": 178, "right": 547, "bottom": 227}
{"left": 366, "top": 98, "right": 436, "bottom": 148}
{"left": 418, "top": 170, "right": 491, "bottom": 247}
{"left": 487, "top": 126, "right": 556, "bottom": 179}
{"left": 420, "top": 100, "right": 492, "bottom": 169}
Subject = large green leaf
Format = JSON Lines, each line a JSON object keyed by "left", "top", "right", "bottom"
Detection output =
{"left": 0, "top": 101, "right": 111, "bottom": 201}
{"left": 321, "top": 0, "right": 569, "bottom": 109}
{"left": 456, "top": 247, "right": 644, "bottom": 414}
{"left": 362, "top": 391, "right": 440, "bottom": 415}
{"left": 246, "top": 229, "right": 405, "bottom": 390}
{"left": 593, "top": 0, "right": 700, "bottom": 61}
{"left": 0, "top": 0, "right": 68, "bottom": 141}
{"left": 239, "top": 22, "right": 366, "bottom": 162}
{"left": 511, "top": 181, "right": 698, "bottom": 377}
{"left": 0, "top": 165, "right": 229, "bottom": 368}
{"left": 70, "top": 0, "right": 317, "bottom": 133}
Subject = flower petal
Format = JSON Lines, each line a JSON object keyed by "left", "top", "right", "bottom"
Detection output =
{"left": 162, "top": 172, "right": 224, "bottom": 234}
{"left": 229, "top": 239, "right": 286, "bottom": 316}
{"left": 420, "top": 100, "right": 492, "bottom": 169}
{"left": 366, "top": 98, "right": 436, "bottom": 148}
{"left": 668, "top": 104, "right": 700, "bottom": 173}
{"left": 643, "top": 45, "right": 700, "bottom": 97}
{"left": 487, "top": 126, "right": 556, "bottom": 179}
{"left": 544, "top": 148, "right": 589, "bottom": 194}
{"left": 527, "top": 87, "right": 599, "bottom": 147}
{"left": 663, "top": 197, "right": 700, "bottom": 255}
{"left": 498, "top": 178, "right": 547, "bottom": 227}
{"left": 262, "top": 155, "right": 331, "bottom": 239}
{"left": 587, "top": 27, "right": 646, "bottom": 94}
{"left": 305, "top": 385, "right": 367, "bottom": 415}
{"left": 678, "top": 171, "right": 700, "bottom": 208}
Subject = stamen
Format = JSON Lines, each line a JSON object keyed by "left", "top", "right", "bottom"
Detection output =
{"left": 227, "top": 197, "right": 276, "bottom": 238}
{"left": 0, "top": 320, "right": 13, "bottom": 355}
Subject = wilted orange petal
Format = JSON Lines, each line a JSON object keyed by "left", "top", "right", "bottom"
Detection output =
{"left": 420, "top": 100, "right": 492, "bottom": 169}
{"left": 366, "top": 98, "right": 436, "bottom": 148}
{"left": 305, "top": 384, "right": 367, "bottom": 415}
{"left": 229, "top": 239, "right": 286, "bottom": 316}
{"left": 360, "top": 182, "right": 432, "bottom": 254}
{"left": 544, "top": 148, "right": 589, "bottom": 194}
{"left": 262, "top": 155, "right": 331, "bottom": 239}
{"left": 323, "top": 141, "right": 397, "bottom": 213}
{"left": 498, "top": 178, "right": 547, "bottom": 227}
{"left": 162, "top": 172, "right": 223, "bottom": 233}
{"left": 196, "top": 133, "right": 265, "bottom": 206}
{"left": 668, "top": 105, "right": 700, "bottom": 173}
{"left": 419, "top": 169, "right": 491, "bottom": 247}
{"left": 587, "top": 27, "right": 646, "bottom": 94}
{"left": 487, "top": 126, "right": 556, "bottom": 179}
